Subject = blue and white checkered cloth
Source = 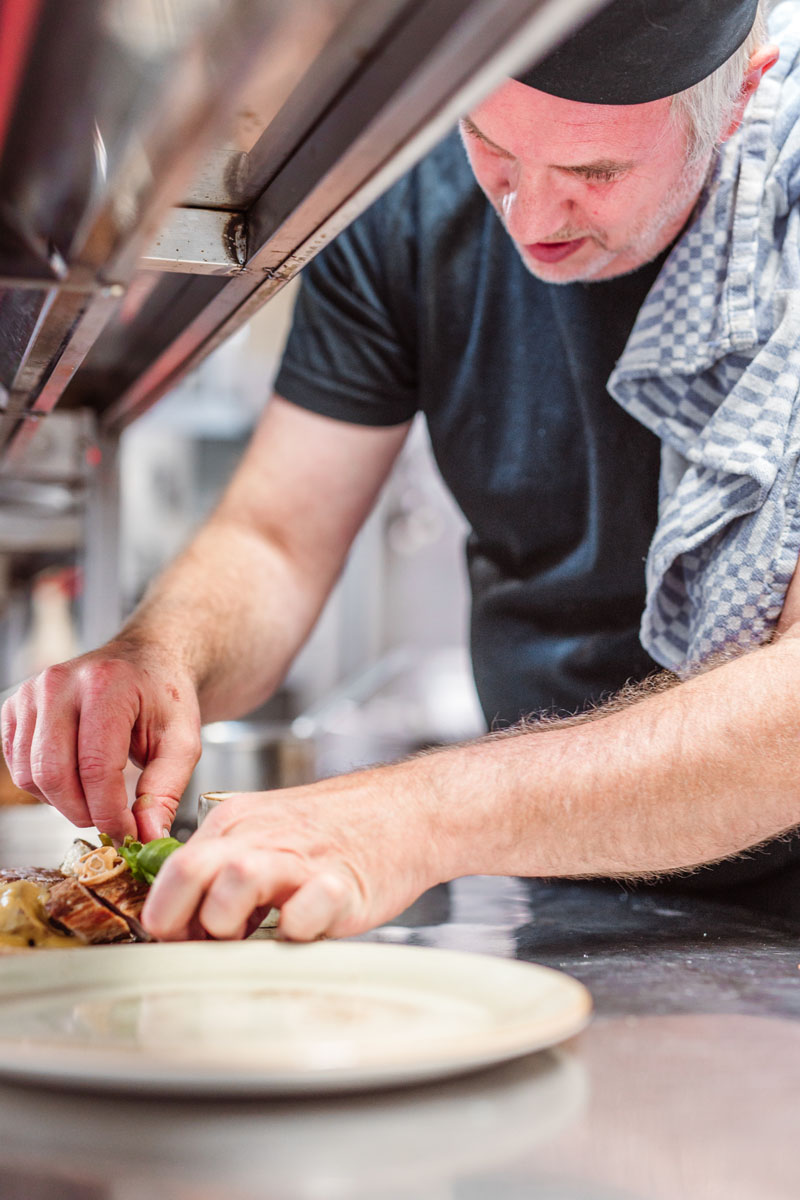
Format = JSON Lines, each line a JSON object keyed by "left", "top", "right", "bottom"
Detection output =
{"left": 608, "top": 1, "right": 800, "bottom": 673}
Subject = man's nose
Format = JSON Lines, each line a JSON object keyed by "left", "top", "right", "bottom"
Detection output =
{"left": 500, "top": 169, "right": 576, "bottom": 243}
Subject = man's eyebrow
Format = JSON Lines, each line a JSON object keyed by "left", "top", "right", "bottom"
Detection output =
{"left": 559, "top": 157, "right": 635, "bottom": 174}
{"left": 462, "top": 117, "right": 634, "bottom": 174}
{"left": 461, "top": 116, "right": 514, "bottom": 158}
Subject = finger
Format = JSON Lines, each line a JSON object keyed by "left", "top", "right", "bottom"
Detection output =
{"left": 29, "top": 702, "right": 92, "bottom": 827}
{"left": 278, "top": 872, "right": 354, "bottom": 942}
{"left": 196, "top": 850, "right": 275, "bottom": 940}
{"left": 142, "top": 839, "right": 228, "bottom": 940}
{"left": 131, "top": 793, "right": 173, "bottom": 841}
{"left": 1, "top": 697, "right": 17, "bottom": 769}
{"left": 6, "top": 683, "right": 46, "bottom": 802}
{"left": 134, "top": 725, "right": 202, "bottom": 842}
{"left": 143, "top": 838, "right": 307, "bottom": 942}
{"left": 76, "top": 693, "right": 137, "bottom": 840}
{"left": 21, "top": 667, "right": 94, "bottom": 825}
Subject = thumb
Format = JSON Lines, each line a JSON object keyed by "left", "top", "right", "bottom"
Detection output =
{"left": 133, "top": 729, "right": 200, "bottom": 841}
{"left": 132, "top": 791, "right": 179, "bottom": 842}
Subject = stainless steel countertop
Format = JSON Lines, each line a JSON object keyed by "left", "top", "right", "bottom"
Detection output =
{"left": 1, "top": 874, "right": 799, "bottom": 1200}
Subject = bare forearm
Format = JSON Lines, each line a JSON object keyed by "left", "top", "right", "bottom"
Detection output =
{"left": 143, "top": 627, "right": 800, "bottom": 943}
{"left": 118, "top": 516, "right": 323, "bottom": 722}
{"left": 117, "top": 399, "right": 408, "bottom": 723}
{"left": 418, "top": 632, "right": 800, "bottom": 882}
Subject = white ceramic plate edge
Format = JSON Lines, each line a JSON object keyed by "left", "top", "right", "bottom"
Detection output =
{"left": 0, "top": 941, "right": 592, "bottom": 1095}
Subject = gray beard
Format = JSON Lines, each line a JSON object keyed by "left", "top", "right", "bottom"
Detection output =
{"left": 511, "top": 151, "right": 713, "bottom": 285}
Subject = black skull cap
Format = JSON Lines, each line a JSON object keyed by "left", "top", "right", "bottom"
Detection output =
{"left": 515, "top": 0, "right": 761, "bottom": 104}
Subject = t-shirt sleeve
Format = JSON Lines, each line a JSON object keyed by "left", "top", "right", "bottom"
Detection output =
{"left": 274, "top": 201, "right": 419, "bottom": 427}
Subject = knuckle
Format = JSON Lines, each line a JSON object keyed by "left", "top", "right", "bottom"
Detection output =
{"left": 168, "top": 727, "right": 202, "bottom": 762}
{"left": 77, "top": 657, "right": 131, "bottom": 697}
{"left": 77, "top": 753, "right": 113, "bottom": 785}
{"left": 320, "top": 872, "right": 349, "bottom": 905}
{"left": 37, "top": 662, "right": 73, "bottom": 698}
{"left": 29, "top": 758, "right": 69, "bottom": 793}
{"left": 219, "top": 857, "right": 257, "bottom": 889}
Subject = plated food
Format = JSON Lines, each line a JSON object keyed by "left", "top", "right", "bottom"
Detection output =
{"left": 0, "top": 834, "right": 180, "bottom": 950}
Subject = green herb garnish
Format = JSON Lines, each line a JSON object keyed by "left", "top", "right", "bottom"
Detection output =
{"left": 99, "top": 833, "right": 181, "bottom": 885}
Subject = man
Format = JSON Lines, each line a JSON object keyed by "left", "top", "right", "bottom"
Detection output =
{"left": 4, "top": 0, "right": 800, "bottom": 943}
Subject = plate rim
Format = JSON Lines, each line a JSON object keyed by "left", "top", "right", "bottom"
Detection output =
{"left": 0, "top": 940, "right": 592, "bottom": 1094}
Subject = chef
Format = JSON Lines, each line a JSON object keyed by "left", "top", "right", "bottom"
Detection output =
{"left": 5, "top": 0, "right": 800, "bottom": 942}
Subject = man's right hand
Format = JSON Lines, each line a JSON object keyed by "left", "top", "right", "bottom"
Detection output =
{"left": 0, "top": 642, "right": 202, "bottom": 842}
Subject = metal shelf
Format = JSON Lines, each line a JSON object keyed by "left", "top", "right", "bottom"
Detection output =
{"left": 0, "top": 0, "right": 606, "bottom": 458}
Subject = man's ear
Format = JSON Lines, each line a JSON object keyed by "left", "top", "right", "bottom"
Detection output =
{"left": 720, "top": 43, "right": 779, "bottom": 144}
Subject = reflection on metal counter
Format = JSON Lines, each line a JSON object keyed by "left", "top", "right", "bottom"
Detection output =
{"left": 2, "top": 871, "right": 800, "bottom": 1198}
{"left": 0, "top": 1037, "right": 586, "bottom": 1200}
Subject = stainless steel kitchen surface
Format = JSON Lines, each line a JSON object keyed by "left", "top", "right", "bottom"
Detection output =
{"left": 2, "top": 3, "right": 795, "bottom": 1196}
{"left": 0, "top": 874, "right": 798, "bottom": 1199}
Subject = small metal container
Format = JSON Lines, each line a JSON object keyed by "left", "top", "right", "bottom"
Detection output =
{"left": 196, "top": 790, "right": 233, "bottom": 826}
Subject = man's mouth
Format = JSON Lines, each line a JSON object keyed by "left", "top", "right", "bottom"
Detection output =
{"left": 524, "top": 238, "right": 588, "bottom": 263}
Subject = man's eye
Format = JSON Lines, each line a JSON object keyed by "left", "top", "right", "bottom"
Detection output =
{"left": 579, "top": 169, "right": 621, "bottom": 184}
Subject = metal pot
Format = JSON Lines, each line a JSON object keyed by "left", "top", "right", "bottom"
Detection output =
{"left": 177, "top": 721, "right": 316, "bottom": 833}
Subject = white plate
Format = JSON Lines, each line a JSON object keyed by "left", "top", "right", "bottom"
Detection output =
{"left": 0, "top": 940, "right": 591, "bottom": 1095}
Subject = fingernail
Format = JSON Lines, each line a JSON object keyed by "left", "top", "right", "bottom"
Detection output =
{"left": 161, "top": 827, "right": 171, "bottom": 839}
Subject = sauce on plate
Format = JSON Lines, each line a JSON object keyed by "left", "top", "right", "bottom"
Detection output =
{"left": 0, "top": 879, "right": 77, "bottom": 949}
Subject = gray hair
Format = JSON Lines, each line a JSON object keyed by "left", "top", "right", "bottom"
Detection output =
{"left": 671, "top": 0, "right": 772, "bottom": 164}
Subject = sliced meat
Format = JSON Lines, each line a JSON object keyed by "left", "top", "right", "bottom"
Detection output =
{"left": 44, "top": 876, "right": 132, "bottom": 944}
{"left": 89, "top": 874, "right": 151, "bottom": 941}
{"left": 0, "top": 867, "right": 64, "bottom": 887}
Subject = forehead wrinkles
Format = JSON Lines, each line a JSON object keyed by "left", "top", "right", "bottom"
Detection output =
{"left": 535, "top": 113, "right": 671, "bottom": 160}
{"left": 472, "top": 92, "right": 675, "bottom": 162}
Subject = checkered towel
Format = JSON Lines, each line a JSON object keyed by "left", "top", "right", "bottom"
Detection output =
{"left": 608, "top": 1, "right": 800, "bottom": 673}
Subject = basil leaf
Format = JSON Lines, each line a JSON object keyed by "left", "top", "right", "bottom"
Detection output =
{"left": 135, "top": 837, "right": 182, "bottom": 885}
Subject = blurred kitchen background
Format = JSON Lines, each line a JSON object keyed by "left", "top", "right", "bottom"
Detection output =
{"left": 0, "top": 276, "right": 485, "bottom": 838}
{"left": 0, "top": 0, "right": 597, "bottom": 852}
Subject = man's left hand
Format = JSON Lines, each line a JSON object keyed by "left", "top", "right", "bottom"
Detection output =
{"left": 141, "top": 763, "right": 443, "bottom": 941}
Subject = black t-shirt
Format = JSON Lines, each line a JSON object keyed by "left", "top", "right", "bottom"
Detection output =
{"left": 275, "top": 131, "right": 666, "bottom": 726}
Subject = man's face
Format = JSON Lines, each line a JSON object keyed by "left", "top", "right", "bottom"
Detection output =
{"left": 461, "top": 81, "right": 710, "bottom": 283}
